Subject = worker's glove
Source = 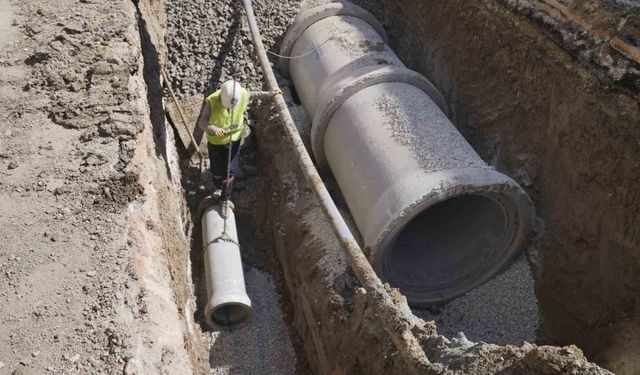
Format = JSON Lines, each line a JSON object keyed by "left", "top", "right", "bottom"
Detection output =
{"left": 206, "top": 125, "right": 228, "bottom": 137}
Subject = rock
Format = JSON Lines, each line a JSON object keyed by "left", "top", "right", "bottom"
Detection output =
{"left": 50, "top": 40, "right": 65, "bottom": 53}
{"left": 7, "top": 161, "right": 18, "bottom": 170}
{"left": 106, "top": 56, "right": 123, "bottom": 65}
{"left": 0, "top": 361, "right": 4, "bottom": 369}
{"left": 83, "top": 152, "right": 108, "bottom": 166}
{"left": 92, "top": 61, "right": 112, "bottom": 75}
{"left": 97, "top": 116, "right": 142, "bottom": 139}
{"left": 53, "top": 187, "right": 67, "bottom": 196}
{"left": 50, "top": 232, "right": 60, "bottom": 242}
{"left": 123, "top": 357, "right": 140, "bottom": 375}
{"left": 31, "top": 351, "right": 40, "bottom": 357}
{"left": 12, "top": 369, "right": 28, "bottom": 375}
{"left": 63, "top": 23, "right": 85, "bottom": 35}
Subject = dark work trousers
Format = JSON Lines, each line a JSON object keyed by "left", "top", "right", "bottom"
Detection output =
{"left": 208, "top": 141, "right": 241, "bottom": 201}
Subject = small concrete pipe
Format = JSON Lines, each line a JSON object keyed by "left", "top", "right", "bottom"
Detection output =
{"left": 201, "top": 203, "right": 252, "bottom": 328}
{"left": 281, "top": 2, "right": 534, "bottom": 306}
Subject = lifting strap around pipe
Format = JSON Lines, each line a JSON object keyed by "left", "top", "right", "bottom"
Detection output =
{"left": 238, "top": 0, "right": 435, "bottom": 373}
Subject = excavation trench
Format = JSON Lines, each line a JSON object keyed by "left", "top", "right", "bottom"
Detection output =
{"left": 349, "top": 0, "right": 640, "bottom": 372}
{"left": 137, "top": 0, "right": 620, "bottom": 373}
{"left": 159, "top": 0, "right": 537, "bottom": 368}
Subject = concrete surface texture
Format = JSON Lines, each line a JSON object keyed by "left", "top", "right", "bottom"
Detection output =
{"left": 283, "top": 1, "right": 534, "bottom": 306}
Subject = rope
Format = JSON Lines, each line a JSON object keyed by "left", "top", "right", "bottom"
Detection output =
{"left": 218, "top": 81, "right": 238, "bottom": 244}
{"left": 207, "top": 237, "right": 240, "bottom": 247}
{"left": 266, "top": 38, "right": 331, "bottom": 59}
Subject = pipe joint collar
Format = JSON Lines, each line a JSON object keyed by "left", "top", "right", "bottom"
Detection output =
{"left": 311, "top": 64, "right": 449, "bottom": 170}
{"left": 279, "top": 2, "right": 388, "bottom": 77}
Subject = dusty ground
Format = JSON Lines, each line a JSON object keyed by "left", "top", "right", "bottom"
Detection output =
{"left": 0, "top": 0, "right": 193, "bottom": 373}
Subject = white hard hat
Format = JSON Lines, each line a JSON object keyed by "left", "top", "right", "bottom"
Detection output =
{"left": 220, "top": 80, "right": 242, "bottom": 109}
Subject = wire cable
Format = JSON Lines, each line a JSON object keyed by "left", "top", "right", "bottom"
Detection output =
{"left": 266, "top": 38, "right": 331, "bottom": 59}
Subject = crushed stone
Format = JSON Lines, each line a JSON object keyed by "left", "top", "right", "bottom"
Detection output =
{"left": 208, "top": 267, "right": 296, "bottom": 375}
{"left": 165, "top": 0, "right": 302, "bottom": 98}
{"left": 413, "top": 255, "right": 539, "bottom": 345}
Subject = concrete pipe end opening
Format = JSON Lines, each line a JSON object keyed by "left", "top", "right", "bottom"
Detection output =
{"left": 205, "top": 299, "right": 252, "bottom": 330}
{"left": 373, "top": 176, "right": 534, "bottom": 307}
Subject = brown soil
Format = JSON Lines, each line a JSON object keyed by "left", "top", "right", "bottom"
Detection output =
{"left": 353, "top": 0, "right": 640, "bottom": 372}
{"left": 0, "top": 0, "right": 195, "bottom": 373}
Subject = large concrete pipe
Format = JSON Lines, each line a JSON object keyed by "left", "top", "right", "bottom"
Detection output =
{"left": 280, "top": 2, "right": 534, "bottom": 306}
{"left": 201, "top": 203, "right": 252, "bottom": 328}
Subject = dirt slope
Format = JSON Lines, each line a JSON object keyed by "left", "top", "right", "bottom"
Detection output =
{"left": 0, "top": 0, "right": 193, "bottom": 373}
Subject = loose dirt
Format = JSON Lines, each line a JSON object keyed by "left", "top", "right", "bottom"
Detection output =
{"left": 414, "top": 255, "right": 538, "bottom": 345}
{"left": 0, "top": 0, "right": 192, "bottom": 373}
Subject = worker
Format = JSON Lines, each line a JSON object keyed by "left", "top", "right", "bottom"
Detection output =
{"left": 199, "top": 80, "right": 279, "bottom": 208}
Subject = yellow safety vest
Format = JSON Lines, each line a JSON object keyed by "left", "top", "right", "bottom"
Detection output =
{"left": 206, "top": 88, "right": 249, "bottom": 145}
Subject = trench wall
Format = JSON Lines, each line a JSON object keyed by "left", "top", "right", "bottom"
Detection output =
{"left": 350, "top": 0, "right": 640, "bottom": 372}
{"left": 254, "top": 99, "right": 610, "bottom": 374}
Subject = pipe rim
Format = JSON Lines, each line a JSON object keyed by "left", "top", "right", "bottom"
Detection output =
{"left": 279, "top": 2, "right": 388, "bottom": 77}
{"left": 205, "top": 300, "right": 253, "bottom": 330}
{"left": 311, "top": 65, "right": 450, "bottom": 171}
{"left": 370, "top": 169, "right": 533, "bottom": 306}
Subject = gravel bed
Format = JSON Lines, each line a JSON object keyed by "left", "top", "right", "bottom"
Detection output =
{"left": 209, "top": 267, "right": 297, "bottom": 375}
{"left": 413, "top": 255, "right": 539, "bottom": 345}
{"left": 165, "top": 0, "right": 301, "bottom": 98}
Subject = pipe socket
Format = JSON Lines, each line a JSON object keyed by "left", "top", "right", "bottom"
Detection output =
{"left": 202, "top": 203, "right": 252, "bottom": 328}
{"left": 281, "top": 2, "right": 534, "bottom": 305}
